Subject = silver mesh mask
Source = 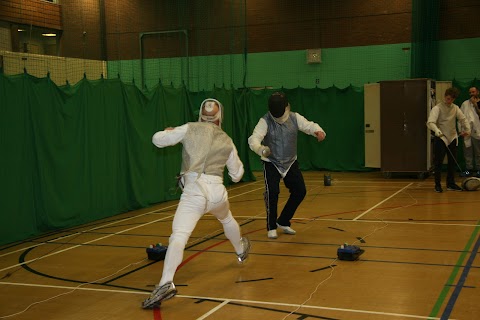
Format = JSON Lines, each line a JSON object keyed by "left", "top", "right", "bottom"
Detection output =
{"left": 198, "top": 98, "right": 223, "bottom": 128}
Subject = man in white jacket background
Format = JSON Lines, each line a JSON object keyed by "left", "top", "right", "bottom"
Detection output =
{"left": 427, "top": 87, "right": 470, "bottom": 193}
{"left": 459, "top": 86, "right": 480, "bottom": 177}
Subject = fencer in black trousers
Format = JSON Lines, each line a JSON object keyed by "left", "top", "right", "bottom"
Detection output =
{"left": 433, "top": 137, "right": 457, "bottom": 188}
{"left": 427, "top": 87, "right": 470, "bottom": 193}
{"left": 249, "top": 92, "right": 326, "bottom": 239}
{"left": 263, "top": 160, "right": 306, "bottom": 232}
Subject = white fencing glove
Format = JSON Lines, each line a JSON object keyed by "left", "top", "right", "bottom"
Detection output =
{"left": 258, "top": 146, "right": 271, "bottom": 157}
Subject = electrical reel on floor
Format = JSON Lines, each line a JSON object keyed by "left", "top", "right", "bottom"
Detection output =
{"left": 146, "top": 243, "right": 168, "bottom": 261}
{"left": 337, "top": 243, "right": 365, "bottom": 261}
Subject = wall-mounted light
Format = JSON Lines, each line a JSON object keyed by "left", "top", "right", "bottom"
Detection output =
{"left": 42, "top": 33, "right": 57, "bottom": 37}
{"left": 18, "top": 29, "right": 26, "bottom": 32}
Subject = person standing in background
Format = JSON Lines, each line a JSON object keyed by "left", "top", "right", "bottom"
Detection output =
{"left": 427, "top": 87, "right": 470, "bottom": 193}
{"left": 459, "top": 86, "right": 480, "bottom": 177}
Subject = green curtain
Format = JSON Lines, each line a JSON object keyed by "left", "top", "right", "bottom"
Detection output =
{"left": 0, "top": 74, "right": 365, "bottom": 245}
{"left": 410, "top": 0, "right": 440, "bottom": 79}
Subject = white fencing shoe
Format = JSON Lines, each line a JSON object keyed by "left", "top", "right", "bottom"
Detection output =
{"left": 237, "top": 237, "right": 251, "bottom": 264}
{"left": 267, "top": 230, "right": 278, "bottom": 239}
{"left": 277, "top": 223, "right": 296, "bottom": 235}
{"left": 142, "top": 281, "right": 177, "bottom": 309}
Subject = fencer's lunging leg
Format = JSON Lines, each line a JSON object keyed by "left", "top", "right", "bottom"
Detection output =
{"left": 218, "top": 210, "right": 243, "bottom": 254}
{"left": 159, "top": 233, "right": 188, "bottom": 286}
{"left": 159, "top": 193, "right": 204, "bottom": 286}
{"left": 209, "top": 195, "right": 243, "bottom": 255}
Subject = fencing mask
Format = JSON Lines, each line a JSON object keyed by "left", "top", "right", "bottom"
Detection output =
{"left": 268, "top": 92, "right": 290, "bottom": 123}
{"left": 198, "top": 98, "right": 223, "bottom": 127}
{"left": 268, "top": 92, "right": 287, "bottom": 117}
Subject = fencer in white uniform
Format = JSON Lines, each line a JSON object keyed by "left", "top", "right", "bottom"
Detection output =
{"left": 142, "top": 99, "right": 251, "bottom": 309}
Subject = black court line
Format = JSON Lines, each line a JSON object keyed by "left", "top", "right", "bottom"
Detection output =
{"left": 235, "top": 277, "right": 273, "bottom": 283}
{"left": 16, "top": 231, "right": 222, "bottom": 286}
{"left": 310, "top": 265, "right": 337, "bottom": 272}
{"left": 390, "top": 219, "right": 479, "bottom": 222}
{"left": 216, "top": 239, "right": 476, "bottom": 254}
{"left": 356, "top": 237, "right": 366, "bottom": 243}
{"left": 19, "top": 248, "right": 88, "bottom": 285}
{"left": 205, "top": 251, "right": 480, "bottom": 269}
{"left": 337, "top": 217, "right": 478, "bottom": 222}
{"left": 445, "top": 284, "right": 476, "bottom": 289}
{"left": 328, "top": 227, "right": 345, "bottom": 232}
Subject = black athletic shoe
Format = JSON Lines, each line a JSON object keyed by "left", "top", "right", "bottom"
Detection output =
{"left": 447, "top": 184, "right": 462, "bottom": 191}
{"left": 434, "top": 185, "right": 443, "bottom": 193}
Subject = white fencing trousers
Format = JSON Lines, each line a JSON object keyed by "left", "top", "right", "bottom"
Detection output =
{"left": 159, "top": 175, "right": 243, "bottom": 286}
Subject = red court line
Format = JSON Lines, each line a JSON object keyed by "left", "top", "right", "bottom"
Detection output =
{"left": 154, "top": 308, "right": 162, "bottom": 320}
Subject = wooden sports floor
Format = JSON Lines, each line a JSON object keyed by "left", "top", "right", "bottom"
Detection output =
{"left": 1, "top": 171, "right": 479, "bottom": 320}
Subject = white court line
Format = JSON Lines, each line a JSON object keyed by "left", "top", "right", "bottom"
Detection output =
{"left": 0, "top": 182, "right": 264, "bottom": 271}
{"left": 196, "top": 300, "right": 230, "bottom": 320}
{"left": 353, "top": 183, "right": 413, "bottom": 221}
{"left": 0, "top": 206, "right": 177, "bottom": 259}
{"left": 0, "top": 215, "right": 173, "bottom": 273}
{"left": 0, "top": 281, "right": 146, "bottom": 295}
{"left": 0, "top": 281, "right": 444, "bottom": 320}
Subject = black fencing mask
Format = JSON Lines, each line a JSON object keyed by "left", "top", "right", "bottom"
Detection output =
{"left": 268, "top": 92, "right": 288, "bottom": 118}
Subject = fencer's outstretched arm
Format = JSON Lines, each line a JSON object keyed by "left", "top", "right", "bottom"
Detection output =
{"left": 226, "top": 143, "right": 244, "bottom": 183}
{"left": 295, "top": 113, "right": 325, "bottom": 139}
{"left": 152, "top": 124, "right": 188, "bottom": 148}
{"left": 248, "top": 118, "right": 269, "bottom": 157}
